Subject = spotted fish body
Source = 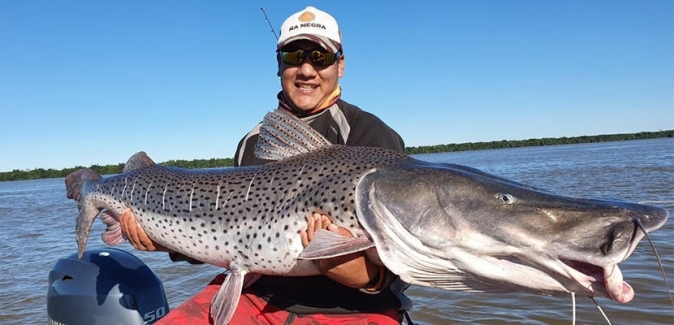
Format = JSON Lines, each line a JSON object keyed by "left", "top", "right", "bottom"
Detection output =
{"left": 68, "top": 145, "right": 410, "bottom": 272}
{"left": 65, "top": 111, "right": 417, "bottom": 324}
{"left": 66, "top": 110, "right": 669, "bottom": 325}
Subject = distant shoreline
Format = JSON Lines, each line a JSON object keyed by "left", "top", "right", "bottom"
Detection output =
{"left": 2, "top": 130, "right": 672, "bottom": 182}
{"left": 405, "top": 130, "right": 673, "bottom": 154}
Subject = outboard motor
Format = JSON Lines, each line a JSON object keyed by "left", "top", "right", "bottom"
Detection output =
{"left": 47, "top": 248, "right": 169, "bottom": 325}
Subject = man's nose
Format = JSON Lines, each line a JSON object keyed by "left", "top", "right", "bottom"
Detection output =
{"left": 297, "top": 57, "right": 318, "bottom": 76}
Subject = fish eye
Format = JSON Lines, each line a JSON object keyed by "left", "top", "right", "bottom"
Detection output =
{"left": 497, "top": 193, "right": 515, "bottom": 205}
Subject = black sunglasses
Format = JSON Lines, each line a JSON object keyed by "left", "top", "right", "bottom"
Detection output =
{"left": 279, "top": 49, "right": 342, "bottom": 66}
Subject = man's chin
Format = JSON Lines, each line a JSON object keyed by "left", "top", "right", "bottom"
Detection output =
{"left": 288, "top": 99, "right": 322, "bottom": 113}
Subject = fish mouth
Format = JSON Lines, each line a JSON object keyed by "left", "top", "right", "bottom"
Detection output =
{"left": 560, "top": 258, "right": 634, "bottom": 303}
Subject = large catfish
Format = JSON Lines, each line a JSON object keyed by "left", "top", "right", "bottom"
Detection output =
{"left": 65, "top": 110, "right": 669, "bottom": 324}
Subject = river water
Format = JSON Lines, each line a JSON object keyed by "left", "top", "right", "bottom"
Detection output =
{"left": 1, "top": 138, "right": 672, "bottom": 324}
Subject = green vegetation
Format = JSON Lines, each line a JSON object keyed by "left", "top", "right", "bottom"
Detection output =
{"left": 2, "top": 130, "right": 671, "bottom": 182}
{"left": 405, "top": 130, "right": 673, "bottom": 154}
{"left": 0, "top": 158, "right": 234, "bottom": 182}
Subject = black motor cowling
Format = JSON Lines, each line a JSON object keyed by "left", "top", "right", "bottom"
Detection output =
{"left": 47, "top": 248, "right": 169, "bottom": 325}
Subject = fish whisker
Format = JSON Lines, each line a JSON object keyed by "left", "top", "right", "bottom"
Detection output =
{"left": 571, "top": 291, "right": 576, "bottom": 325}
{"left": 590, "top": 297, "right": 612, "bottom": 325}
{"left": 635, "top": 218, "right": 674, "bottom": 306}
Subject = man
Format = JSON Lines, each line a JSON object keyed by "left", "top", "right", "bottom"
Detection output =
{"left": 120, "top": 6, "right": 411, "bottom": 324}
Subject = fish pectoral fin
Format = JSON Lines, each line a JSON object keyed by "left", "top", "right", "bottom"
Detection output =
{"left": 211, "top": 269, "right": 246, "bottom": 325}
{"left": 298, "top": 229, "right": 375, "bottom": 260}
{"left": 100, "top": 209, "right": 125, "bottom": 245}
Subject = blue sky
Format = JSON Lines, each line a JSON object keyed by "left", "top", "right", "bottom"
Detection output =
{"left": 1, "top": 1, "right": 672, "bottom": 172}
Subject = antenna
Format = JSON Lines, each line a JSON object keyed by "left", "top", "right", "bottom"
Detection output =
{"left": 259, "top": 7, "right": 279, "bottom": 41}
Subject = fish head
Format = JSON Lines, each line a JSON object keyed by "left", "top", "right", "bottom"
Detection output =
{"left": 355, "top": 161, "right": 669, "bottom": 303}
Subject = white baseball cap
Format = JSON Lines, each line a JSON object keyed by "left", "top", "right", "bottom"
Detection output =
{"left": 277, "top": 6, "right": 342, "bottom": 53}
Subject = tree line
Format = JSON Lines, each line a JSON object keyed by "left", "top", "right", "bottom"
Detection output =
{"left": 2, "top": 130, "right": 671, "bottom": 182}
{"left": 405, "top": 130, "right": 673, "bottom": 154}
{"left": 0, "top": 158, "right": 234, "bottom": 182}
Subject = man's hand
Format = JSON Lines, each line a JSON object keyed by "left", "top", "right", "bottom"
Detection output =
{"left": 300, "top": 212, "right": 380, "bottom": 289}
{"left": 119, "top": 208, "right": 172, "bottom": 252}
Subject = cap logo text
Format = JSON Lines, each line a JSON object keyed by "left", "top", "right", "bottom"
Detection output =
{"left": 288, "top": 23, "right": 327, "bottom": 32}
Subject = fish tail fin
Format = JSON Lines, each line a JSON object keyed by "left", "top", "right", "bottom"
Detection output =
{"left": 65, "top": 168, "right": 102, "bottom": 202}
{"left": 65, "top": 168, "right": 103, "bottom": 259}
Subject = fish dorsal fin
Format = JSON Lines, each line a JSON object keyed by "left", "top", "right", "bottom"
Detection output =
{"left": 255, "top": 110, "right": 332, "bottom": 161}
{"left": 123, "top": 151, "right": 156, "bottom": 173}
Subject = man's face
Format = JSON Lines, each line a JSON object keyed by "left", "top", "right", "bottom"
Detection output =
{"left": 279, "top": 40, "right": 344, "bottom": 112}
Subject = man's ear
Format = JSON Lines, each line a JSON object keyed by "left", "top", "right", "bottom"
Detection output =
{"left": 337, "top": 54, "right": 345, "bottom": 78}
